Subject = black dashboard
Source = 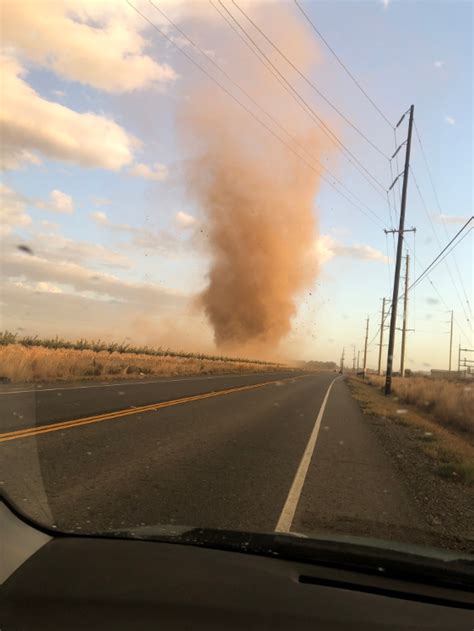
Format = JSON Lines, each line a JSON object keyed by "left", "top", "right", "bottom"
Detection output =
{"left": 1, "top": 500, "right": 473, "bottom": 630}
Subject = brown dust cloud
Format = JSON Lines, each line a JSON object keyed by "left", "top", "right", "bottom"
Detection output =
{"left": 178, "top": 4, "right": 329, "bottom": 354}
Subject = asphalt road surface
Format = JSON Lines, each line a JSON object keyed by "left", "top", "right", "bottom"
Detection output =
{"left": 0, "top": 371, "right": 432, "bottom": 545}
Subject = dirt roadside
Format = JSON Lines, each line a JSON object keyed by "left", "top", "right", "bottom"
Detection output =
{"left": 347, "top": 377, "right": 474, "bottom": 551}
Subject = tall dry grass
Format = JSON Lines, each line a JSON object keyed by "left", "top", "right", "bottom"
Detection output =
{"left": 0, "top": 345, "right": 285, "bottom": 384}
{"left": 367, "top": 375, "right": 473, "bottom": 438}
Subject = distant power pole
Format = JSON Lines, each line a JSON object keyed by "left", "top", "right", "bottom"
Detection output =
{"left": 340, "top": 348, "right": 345, "bottom": 373}
{"left": 458, "top": 343, "right": 461, "bottom": 372}
{"left": 377, "top": 297, "right": 387, "bottom": 375}
{"left": 352, "top": 346, "right": 356, "bottom": 373}
{"left": 356, "top": 350, "right": 361, "bottom": 373}
{"left": 385, "top": 104, "right": 415, "bottom": 395}
{"left": 448, "top": 310, "right": 454, "bottom": 371}
{"left": 363, "top": 316, "right": 370, "bottom": 376}
{"left": 400, "top": 253, "right": 410, "bottom": 377}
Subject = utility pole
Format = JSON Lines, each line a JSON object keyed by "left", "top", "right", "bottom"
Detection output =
{"left": 356, "top": 350, "right": 360, "bottom": 373}
{"left": 400, "top": 253, "right": 410, "bottom": 377}
{"left": 377, "top": 297, "right": 386, "bottom": 375}
{"left": 385, "top": 104, "right": 415, "bottom": 395}
{"left": 458, "top": 343, "right": 461, "bottom": 372}
{"left": 352, "top": 346, "right": 356, "bottom": 373}
{"left": 448, "top": 310, "right": 453, "bottom": 371}
{"left": 363, "top": 316, "right": 370, "bottom": 377}
{"left": 340, "top": 347, "right": 345, "bottom": 373}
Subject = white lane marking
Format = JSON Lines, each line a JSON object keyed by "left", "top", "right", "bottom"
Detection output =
{"left": 0, "top": 372, "right": 294, "bottom": 396}
{"left": 275, "top": 376, "right": 340, "bottom": 533}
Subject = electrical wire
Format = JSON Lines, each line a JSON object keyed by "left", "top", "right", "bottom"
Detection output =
{"left": 216, "top": 0, "right": 388, "bottom": 198}
{"left": 150, "top": 0, "right": 385, "bottom": 227}
{"left": 408, "top": 226, "right": 473, "bottom": 293}
{"left": 294, "top": 0, "right": 394, "bottom": 128}
{"left": 128, "top": 1, "right": 385, "bottom": 228}
{"left": 369, "top": 224, "right": 473, "bottom": 349}
{"left": 410, "top": 166, "right": 472, "bottom": 328}
{"left": 231, "top": 0, "right": 389, "bottom": 160}
{"left": 414, "top": 121, "right": 472, "bottom": 317}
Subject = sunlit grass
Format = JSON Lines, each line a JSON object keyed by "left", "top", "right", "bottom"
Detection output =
{"left": 0, "top": 331, "right": 285, "bottom": 383}
{"left": 366, "top": 374, "right": 473, "bottom": 439}
{"left": 348, "top": 377, "right": 474, "bottom": 486}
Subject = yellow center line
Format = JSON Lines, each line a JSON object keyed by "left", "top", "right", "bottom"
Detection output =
{"left": 0, "top": 375, "right": 306, "bottom": 444}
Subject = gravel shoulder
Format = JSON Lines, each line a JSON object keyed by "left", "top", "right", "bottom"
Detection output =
{"left": 347, "top": 377, "right": 474, "bottom": 552}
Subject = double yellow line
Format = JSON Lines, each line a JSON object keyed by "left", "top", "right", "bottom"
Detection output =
{"left": 0, "top": 375, "right": 303, "bottom": 444}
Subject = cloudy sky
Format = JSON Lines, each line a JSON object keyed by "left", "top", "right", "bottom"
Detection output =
{"left": 1, "top": 0, "right": 472, "bottom": 370}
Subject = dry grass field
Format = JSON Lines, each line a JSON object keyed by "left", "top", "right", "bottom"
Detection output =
{"left": 348, "top": 377, "right": 474, "bottom": 485}
{"left": 366, "top": 375, "right": 473, "bottom": 438}
{"left": 0, "top": 343, "right": 284, "bottom": 384}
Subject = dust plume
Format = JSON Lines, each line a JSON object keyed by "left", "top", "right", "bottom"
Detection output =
{"left": 179, "top": 3, "right": 327, "bottom": 352}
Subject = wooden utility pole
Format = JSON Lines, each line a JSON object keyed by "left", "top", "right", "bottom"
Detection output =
{"left": 448, "top": 310, "right": 453, "bottom": 371}
{"left": 363, "top": 317, "right": 369, "bottom": 377}
{"left": 356, "top": 350, "right": 360, "bottom": 373}
{"left": 400, "top": 253, "right": 410, "bottom": 377}
{"left": 385, "top": 105, "right": 415, "bottom": 394}
{"left": 377, "top": 297, "right": 386, "bottom": 375}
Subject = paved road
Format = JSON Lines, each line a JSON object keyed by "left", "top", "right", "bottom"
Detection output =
{"left": 0, "top": 371, "right": 433, "bottom": 545}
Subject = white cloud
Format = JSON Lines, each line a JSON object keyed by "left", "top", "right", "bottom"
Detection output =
{"left": 3, "top": 224, "right": 133, "bottom": 271}
{"left": 434, "top": 214, "right": 470, "bottom": 225}
{"left": 2, "top": 1, "right": 176, "bottom": 93}
{"left": 315, "top": 235, "right": 389, "bottom": 264}
{"left": 90, "top": 210, "right": 141, "bottom": 234}
{"left": 2, "top": 250, "right": 183, "bottom": 308}
{"left": 433, "top": 60, "right": 445, "bottom": 68}
{"left": 37, "top": 189, "right": 74, "bottom": 214}
{"left": 91, "top": 211, "right": 109, "bottom": 226}
{"left": 175, "top": 211, "right": 197, "bottom": 228}
{"left": 89, "top": 210, "right": 185, "bottom": 258}
{"left": 34, "top": 281, "right": 63, "bottom": 294}
{"left": 52, "top": 89, "right": 66, "bottom": 97}
{"left": 1, "top": 54, "right": 138, "bottom": 171}
{"left": 40, "top": 220, "right": 60, "bottom": 232}
{"left": 314, "top": 235, "right": 335, "bottom": 264}
{"left": 92, "top": 196, "right": 112, "bottom": 206}
{"left": 0, "top": 150, "right": 42, "bottom": 171}
{"left": 32, "top": 232, "right": 132, "bottom": 270}
{"left": 0, "top": 184, "right": 32, "bottom": 235}
{"left": 445, "top": 116, "right": 456, "bottom": 125}
{"left": 129, "top": 162, "right": 169, "bottom": 181}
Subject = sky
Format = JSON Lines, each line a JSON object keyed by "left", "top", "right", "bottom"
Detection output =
{"left": 1, "top": 0, "right": 472, "bottom": 372}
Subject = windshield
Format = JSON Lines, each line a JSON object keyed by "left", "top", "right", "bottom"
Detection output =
{"left": 1, "top": 0, "right": 473, "bottom": 562}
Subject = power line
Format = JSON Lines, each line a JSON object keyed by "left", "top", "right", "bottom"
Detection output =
{"left": 404, "top": 241, "right": 472, "bottom": 347}
{"left": 151, "top": 0, "right": 384, "bottom": 227}
{"left": 369, "top": 224, "right": 473, "bottom": 349}
{"left": 294, "top": 0, "right": 393, "bottom": 128}
{"left": 413, "top": 121, "right": 472, "bottom": 316}
{"left": 408, "top": 217, "right": 473, "bottom": 292}
{"left": 409, "top": 225, "right": 473, "bottom": 293}
{"left": 217, "top": 0, "right": 388, "bottom": 198}
{"left": 128, "top": 1, "right": 385, "bottom": 228}
{"left": 410, "top": 165, "right": 472, "bottom": 328}
{"left": 231, "top": 0, "right": 389, "bottom": 160}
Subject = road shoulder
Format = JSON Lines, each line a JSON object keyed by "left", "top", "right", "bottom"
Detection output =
{"left": 347, "top": 377, "right": 474, "bottom": 552}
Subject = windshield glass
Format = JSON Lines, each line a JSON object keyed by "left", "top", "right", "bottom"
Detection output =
{"left": 1, "top": 0, "right": 472, "bottom": 559}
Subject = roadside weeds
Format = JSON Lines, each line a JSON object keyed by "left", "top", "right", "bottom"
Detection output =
{"left": 0, "top": 344, "right": 289, "bottom": 384}
{"left": 347, "top": 376, "right": 474, "bottom": 548}
{"left": 347, "top": 377, "right": 474, "bottom": 486}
